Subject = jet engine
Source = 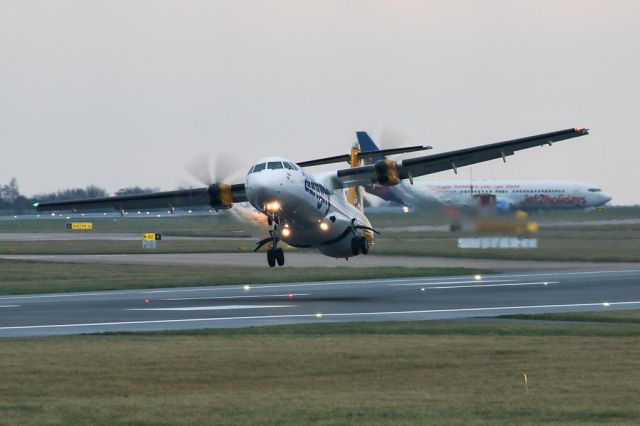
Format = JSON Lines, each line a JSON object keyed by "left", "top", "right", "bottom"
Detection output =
{"left": 373, "top": 159, "right": 401, "bottom": 186}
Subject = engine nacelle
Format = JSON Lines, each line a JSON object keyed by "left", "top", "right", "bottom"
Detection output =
{"left": 208, "top": 183, "right": 233, "bottom": 209}
{"left": 373, "top": 159, "right": 401, "bottom": 186}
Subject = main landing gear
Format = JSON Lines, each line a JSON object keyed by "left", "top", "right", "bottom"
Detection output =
{"left": 255, "top": 213, "right": 285, "bottom": 268}
{"left": 350, "top": 235, "right": 369, "bottom": 255}
{"left": 349, "top": 218, "right": 379, "bottom": 256}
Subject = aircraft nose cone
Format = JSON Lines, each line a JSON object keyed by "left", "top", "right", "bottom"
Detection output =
{"left": 247, "top": 173, "right": 284, "bottom": 208}
{"left": 602, "top": 194, "right": 612, "bottom": 204}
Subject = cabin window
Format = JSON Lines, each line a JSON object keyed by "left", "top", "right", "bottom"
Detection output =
{"left": 588, "top": 188, "right": 601, "bottom": 192}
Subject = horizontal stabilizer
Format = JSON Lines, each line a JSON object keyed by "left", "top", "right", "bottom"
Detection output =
{"left": 297, "top": 145, "right": 431, "bottom": 168}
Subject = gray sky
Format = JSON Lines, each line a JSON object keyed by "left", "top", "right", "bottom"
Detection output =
{"left": 1, "top": 0, "right": 639, "bottom": 204}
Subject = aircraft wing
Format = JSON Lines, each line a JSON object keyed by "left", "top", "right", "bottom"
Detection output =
{"left": 34, "top": 184, "right": 247, "bottom": 212}
{"left": 331, "top": 128, "right": 589, "bottom": 188}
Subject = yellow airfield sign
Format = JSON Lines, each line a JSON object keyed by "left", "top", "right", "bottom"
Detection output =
{"left": 142, "top": 233, "right": 162, "bottom": 241}
{"left": 66, "top": 222, "right": 93, "bottom": 230}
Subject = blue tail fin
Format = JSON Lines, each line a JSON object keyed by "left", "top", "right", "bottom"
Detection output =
{"left": 356, "top": 132, "right": 386, "bottom": 165}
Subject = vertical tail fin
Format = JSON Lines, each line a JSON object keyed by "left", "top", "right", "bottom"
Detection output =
{"left": 356, "top": 131, "right": 386, "bottom": 165}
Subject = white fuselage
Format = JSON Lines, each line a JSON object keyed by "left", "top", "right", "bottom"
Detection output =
{"left": 245, "top": 156, "right": 371, "bottom": 258}
{"left": 377, "top": 179, "right": 611, "bottom": 212}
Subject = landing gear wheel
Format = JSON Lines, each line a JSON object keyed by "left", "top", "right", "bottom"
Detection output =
{"left": 268, "top": 216, "right": 273, "bottom": 226}
{"left": 267, "top": 249, "right": 276, "bottom": 267}
{"left": 275, "top": 248, "right": 285, "bottom": 266}
{"left": 359, "top": 237, "right": 369, "bottom": 255}
{"left": 351, "top": 237, "right": 361, "bottom": 256}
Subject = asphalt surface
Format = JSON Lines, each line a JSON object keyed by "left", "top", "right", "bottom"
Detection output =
{"left": 1, "top": 269, "right": 639, "bottom": 337}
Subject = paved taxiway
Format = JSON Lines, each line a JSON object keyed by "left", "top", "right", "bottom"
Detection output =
{"left": 1, "top": 269, "right": 639, "bottom": 337}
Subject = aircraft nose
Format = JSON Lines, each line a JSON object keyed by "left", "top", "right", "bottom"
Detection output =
{"left": 247, "top": 173, "right": 285, "bottom": 208}
{"left": 601, "top": 193, "right": 612, "bottom": 204}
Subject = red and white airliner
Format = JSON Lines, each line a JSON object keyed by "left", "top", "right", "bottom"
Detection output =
{"left": 367, "top": 179, "right": 611, "bottom": 212}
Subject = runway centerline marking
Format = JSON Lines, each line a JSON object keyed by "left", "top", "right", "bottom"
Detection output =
{"left": 426, "top": 281, "right": 559, "bottom": 290}
{"left": 0, "top": 305, "right": 20, "bottom": 308}
{"left": 2, "top": 301, "right": 640, "bottom": 331}
{"left": 127, "top": 304, "right": 297, "bottom": 312}
{"left": 161, "top": 293, "right": 310, "bottom": 301}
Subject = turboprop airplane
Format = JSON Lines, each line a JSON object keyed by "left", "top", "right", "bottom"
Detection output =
{"left": 357, "top": 132, "right": 611, "bottom": 213}
{"left": 34, "top": 127, "right": 589, "bottom": 266}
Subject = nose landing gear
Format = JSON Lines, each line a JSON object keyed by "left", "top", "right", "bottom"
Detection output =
{"left": 255, "top": 214, "right": 285, "bottom": 267}
{"left": 267, "top": 246, "right": 285, "bottom": 267}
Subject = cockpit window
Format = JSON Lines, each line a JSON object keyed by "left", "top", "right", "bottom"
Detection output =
{"left": 252, "top": 163, "right": 266, "bottom": 173}
{"left": 588, "top": 188, "right": 601, "bottom": 192}
{"left": 283, "top": 162, "right": 296, "bottom": 170}
{"left": 267, "top": 161, "right": 284, "bottom": 170}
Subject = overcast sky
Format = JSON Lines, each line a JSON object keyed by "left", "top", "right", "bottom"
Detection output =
{"left": 1, "top": 1, "right": 638, "bottom": 204}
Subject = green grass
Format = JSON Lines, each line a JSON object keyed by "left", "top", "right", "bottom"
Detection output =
{"left": 1, "top": 207, "right": 639, "bottom": 262}
{"left": 374, "top": 229, "right": 640, "bottom": 262}
{"left": 2, "top": 224, "right": 640, "bottom": 262}
{"left": 0, "top": 239, "right": 253, "bottom": 255}
{"left": 0, "top": 259, "right": 486, "bottom": 295}
{"left": 0, "top": 214, "right": 251, "bottom": 237}
{"left": 1, "top": 206, "right": 638, "bottom": 235}
{"left": 1, "top": 317, "right": 640, "bottom": 425}
{"left": 501, "top": 310, "right": 640, "bottom": 324}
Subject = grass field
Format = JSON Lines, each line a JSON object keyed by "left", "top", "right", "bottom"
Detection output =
{"left": 1, "top": 315, "right": 639, "bottom": 425}
{"left": 0, "top": 259, "right": 486, "bottom": 295}
{"left": 1, "top": 207, "right": 639, "bottom": 262}
{"left": 2, "top": 224, "right": 639, "bottom": 262}
{"left": 1, "top": 206, "right": 638, "bottom": 234}
{"left": 374, "top": 225, "right": 640, "bottom": 262}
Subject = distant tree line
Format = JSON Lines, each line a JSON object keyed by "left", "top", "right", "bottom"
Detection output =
{"left": 0, "top": 178, "right": 159, "bottom": 214}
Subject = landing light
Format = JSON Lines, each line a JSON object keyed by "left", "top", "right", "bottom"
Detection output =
{"left": 603, "top": 302, "right": 610, "bottom": 307}
{"left": 265, "top": 201, "right": 281, "bottom": 211}
{"left": 281, "top": 228, "right": 291, "bottom": 237}
{"left": 243, "top": 284, "right": 251, "bottom": 291}
{"left": 402, "top": 206, "right": 409, "bottom": 213}
{"left": 474, "top": 275, "right": 482, "bottom": 281}
{"left": 319, "top": 222, "right": 329, "bottom": 231}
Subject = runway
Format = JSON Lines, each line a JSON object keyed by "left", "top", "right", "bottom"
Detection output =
{"left": 1, "top": 269, "right": 639, "bottom": 337}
